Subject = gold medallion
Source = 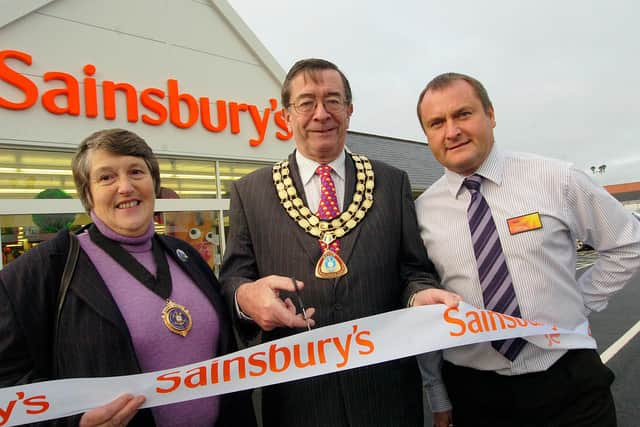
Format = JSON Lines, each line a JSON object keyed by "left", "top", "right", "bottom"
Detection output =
{"left": 315, "top": 249, "right": 348, "bottom": 279}
{"left": 161, "top": 300, "right": 193, "bottom": 337}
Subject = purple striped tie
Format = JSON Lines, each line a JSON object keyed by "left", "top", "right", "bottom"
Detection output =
{"left": 464, "top": 174, "right": 526, "bottom": 361}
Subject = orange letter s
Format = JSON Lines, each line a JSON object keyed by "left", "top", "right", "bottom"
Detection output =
{"left": 0, "top": 49, "right": 38, "bottom": 110}
{"left": 444, "top": 307, "right": 466, "bottom": 336}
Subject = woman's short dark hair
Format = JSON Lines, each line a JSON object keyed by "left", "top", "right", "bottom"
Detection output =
{"left": 72, "top": 128, "right": 161, "bottom": 211}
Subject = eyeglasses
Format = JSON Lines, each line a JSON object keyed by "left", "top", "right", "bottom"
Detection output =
{"left": 289, "top": 97, "right": 348, "bottom": 115}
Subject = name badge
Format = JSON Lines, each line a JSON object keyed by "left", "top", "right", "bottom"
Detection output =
{"left": 507, "top": 212, "right": 542, "bottom": 235}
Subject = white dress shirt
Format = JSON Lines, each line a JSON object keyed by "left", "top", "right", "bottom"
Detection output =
{"left": 295, "top": 149, "right": 346, "bottom": 212}
{"left": 234, "top": 150, "right": 346, "bottom": 319}
{"left": 415, "top": 146, "right": 640, "bottom": 375}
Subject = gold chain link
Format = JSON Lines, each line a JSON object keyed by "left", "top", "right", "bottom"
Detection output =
{"left": 273, "top": 154, "right": 375, "bottom": 244}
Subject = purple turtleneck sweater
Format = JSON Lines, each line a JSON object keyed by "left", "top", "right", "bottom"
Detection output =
{"left": 77, "top": 213, "right": 220, "bottom": 426}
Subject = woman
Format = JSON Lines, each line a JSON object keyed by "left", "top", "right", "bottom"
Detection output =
{"left": 0, "top": 129, "right": 255, "bottom": 427}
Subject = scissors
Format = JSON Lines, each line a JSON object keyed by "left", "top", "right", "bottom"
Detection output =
{"left": 291, "top": 277, "right": 311, "bottom": 331}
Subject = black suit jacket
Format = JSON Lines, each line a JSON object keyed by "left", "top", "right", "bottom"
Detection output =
{"left": 220, "top": 151, "right": 440, "bottom": 427}
{"left": 0, "top": 229, "right": 255, "bottom": 427}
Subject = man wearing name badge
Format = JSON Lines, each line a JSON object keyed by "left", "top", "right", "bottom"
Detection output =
{"left": 413, "top": 72, "right": 640, "bottom": 426}
{"left": 219, "top": 58, "right": 460, "bottom": 427}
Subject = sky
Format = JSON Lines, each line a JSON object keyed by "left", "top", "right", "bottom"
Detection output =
{"left": 227, "top": 0, "right": 639, "bottom": 186}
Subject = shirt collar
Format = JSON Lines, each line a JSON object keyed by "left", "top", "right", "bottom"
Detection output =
{"left": 296, "top": 149, "right": 346, "bottom": 186}
{"left": 444, "top": 144, "right": 505, "bottom": 199}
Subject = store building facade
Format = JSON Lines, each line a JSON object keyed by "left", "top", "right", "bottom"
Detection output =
{"left": 0, "top": 0, "right": 303, "bottom": 271}
{"left": 604, "top": 182, "right": 640, "bottom": 212}
{"left": 0, "top": 0, "right": 444, "bottom": 272}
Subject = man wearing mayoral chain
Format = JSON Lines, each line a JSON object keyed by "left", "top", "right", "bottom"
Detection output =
{"left": 220, "top": 58, "right": 460, "bottom": 427}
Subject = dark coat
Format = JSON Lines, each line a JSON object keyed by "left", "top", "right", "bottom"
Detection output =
{"left": 0, "top": 229, "right": 256, "bottom": 427}
{"left": 220, "top": 152, "right": 440, "bottom": 427}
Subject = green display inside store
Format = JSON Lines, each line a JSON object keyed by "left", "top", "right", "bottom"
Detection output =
{"left": 32, "top": 189, "right": 77, "bottom": 232}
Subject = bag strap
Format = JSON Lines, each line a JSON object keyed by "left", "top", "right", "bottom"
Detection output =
{"left": 55, "top": 232, "right": 80, "bottom": 338}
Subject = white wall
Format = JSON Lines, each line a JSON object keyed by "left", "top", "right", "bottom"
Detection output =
{"left": 0, "top": 0, "right": 294, "bottom": 161}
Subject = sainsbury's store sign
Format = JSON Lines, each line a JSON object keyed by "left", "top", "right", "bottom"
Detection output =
{"left": 0, "top": 49, "right": 293, "bottom": 146}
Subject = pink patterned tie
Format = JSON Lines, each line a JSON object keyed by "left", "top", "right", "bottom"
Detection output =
{"left": 316, "top": 165, "right": 340, "bottom": 253}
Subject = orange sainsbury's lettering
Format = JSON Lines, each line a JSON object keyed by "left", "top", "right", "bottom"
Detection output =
{"left": 248, "top": 351, "right": 267, "bottom": 377}
{"left": 444, "top": 306, "right": 543, "bottom": 337}
{"left": 103, "top": 80, "right": 138, "bottom": 122}
{"left": 268, "top": 343, "right": 291, "bottom": 373}
{"left": 274, "top": 108, "right": 292, "bottom": 140}
{"left": 0, "top": 48, "right": 293, "bottom": 146}
{"left": 200, "top": 99, "right": 227, "bottom": 132}
{"left": 292, "top": 342, "right": 316, "bottom": 368}
{"left": 184, "top": 366, "right": 208, "bottom": 388}
{"left": 247, "top": 100, "right": 274, "bottom": 147}
{"left": 210, "top": 360, "right": 220, "bottom": 384}
{"left": 444, "top": 307, "right": 466, "bottom": 336}
{"left": 152, "top": 325, "right": 376, "bottom": 395}
{"left": 168, "top": 79, "right": 198, "bottom": 128}
{"left": 333, "top": 325, "right": 357, "bottom": 368}
{"left": 0, "top": 50, "right": 38, "bottom": 110}
{"left": 317, "top": 338, "right": 332, "bottom": 364}
{"left": 228, "top": 102, "right": 248, "bottom": 134}
{"left": 466, "top": 310, "right": 483, "bottom": 333}
{"left": 0, "top": 392, "right": 50, "bottom": 426}
{"left": 0, "top": 395, "right": 18, "bottom": 427}
{"left": 355, "top": 330, "right": 374, "bottom": 354}
{"left": 140, "top": 87, "right": 167, "bottom": 125}
{"left": 22, "top": 395, "right": 49, "bottom": 415}
{"left": 155, "top": 371, "right": 182, "bottom": 393}
{"left": 83, "top": 64, "right": 98, "bottom": 117}
{"left": 41, "top": 71, "right": 80, "bottom": 115}
{"left": 223, "top": 357, "right": 246, "bottom": 381}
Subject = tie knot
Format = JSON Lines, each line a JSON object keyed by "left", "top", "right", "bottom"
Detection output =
{"left": 463, "top": 174, "right": 482, "bottom": 193}
{"left": 316, "top": 165, "right": 333, "bottom": 177}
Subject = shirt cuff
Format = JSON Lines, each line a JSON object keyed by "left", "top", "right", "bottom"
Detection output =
{"left": 234, "top": 290, "right": 253, "bottom": 321}
{"left": 407, "top": 292, "right": 417, "bottom": 308}
{"left": 424, "top": 382, "right": 452, "bottom": 413}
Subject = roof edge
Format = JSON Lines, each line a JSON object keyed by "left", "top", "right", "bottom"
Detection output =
{"left": 347, "top": 129, "right": 427, "bottom": 146}
{"left": 210, "top": 0, "right": 286, "bottom": 87}
{"left": 604, "top": 181, "right": 640, "bottom": 194}
{"left": 0, "top": 0, "right": 56, "bottom": 29}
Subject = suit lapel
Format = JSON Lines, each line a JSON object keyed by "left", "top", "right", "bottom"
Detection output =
{"left": 287, "top": 152, "right": 323, "bottom": 266}
{"left": 288, "top": 152, "right": 309, "bottom": 207}
{"left": 160, "top": 237, "right": 233, "bottom": 354}
{"left": 71, "top": 251, "right": 129, "bottom": 333}
{"left": 72, "top": 238, "right": 232, "bottom": 353}
{"left": 335, "top": 154, "right": 364, "bottom": 285}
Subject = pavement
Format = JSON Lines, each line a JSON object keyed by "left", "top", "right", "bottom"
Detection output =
{"left": 587, "top": 261, "right": 640, "bottom": 427}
